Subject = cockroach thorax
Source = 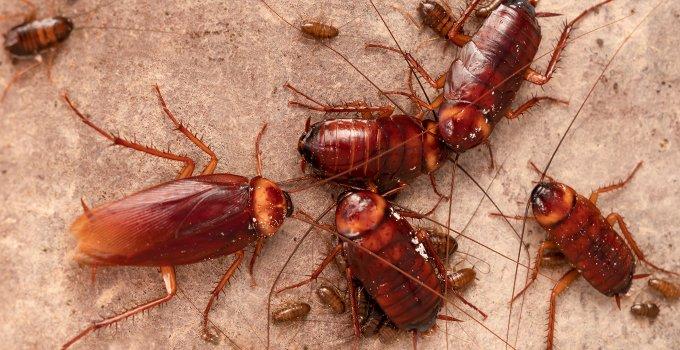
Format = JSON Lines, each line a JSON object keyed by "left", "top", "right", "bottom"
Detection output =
{"left": 250, "top": 176, "right": 291, "bottom": 237}
{"left": 335, "top": 191, "right": 386, "bottom": 239}
{"left": 531, "top": 181, "right": 575, "bottom": 227}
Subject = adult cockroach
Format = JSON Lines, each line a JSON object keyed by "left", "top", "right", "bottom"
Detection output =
{"left": 59, "top": 86, "right": 293, "bottom": 349}
{"left": 316, "top": 284, "right": 345, "bottom": 314}
{"left": 630, "top": 302, "right": 660, "bottom": 319}
{"left": 276, "top": 190, "right": 509, "bottom": 347}
{"left": 368, "top": 0, "right": 615, "bottom": 157}
{"left": 272, "top": 302, "right": 312, "bottom": 323}
{"left": 500, "top": 2, "right": 679, "bottom": 348}
{"left": 648, "top": 278, "right": 680, "bottom": 299}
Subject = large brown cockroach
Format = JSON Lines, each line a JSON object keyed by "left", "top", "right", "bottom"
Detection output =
{"left": 500, "top": 2, "right": 679, "bottom": 348}
{"left": 59, "top": 86, "right": 293, "bottom": 349}
{"left": 276, "top": 190, "right": 511, "bottom": 347}
{"left": 368, "top": 0, "right": 615, "bottom": 156}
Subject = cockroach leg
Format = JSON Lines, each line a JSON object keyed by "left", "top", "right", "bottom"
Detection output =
{"left": 1, "top": 60, "right": 42, "bottom": 102}
{"left": 285, "top": 82, "right": 394, "bottom": 117}
{"left": 428, "top": 171, "right": 448, "bottom": 200}
{"left": 276, "top": 244, "right": 342, "bottom": 294}
{"left": 62, "top": 266, "right": 177, "bottom": 350}
{"left": 606, "top": 213, "right": 678, "bottom": 276}
{"left": 202, "top": 251, "right": 245, "bottom": 336}
{"left": 365, "top": 43, "right": 446, "bottom": 90}
{"left": 484, "top": 141, "right": 495, "bottom": 171}
{"left": 529, "top": 160, "right": 555, "bottom": 182}
{"left": 588, "top": 161, "right": 643, "bottom": 204}
{"left": 505, "top": 96, "right": 569, "bottom": 120}
{"left": 524, "top": 0, "right": 614, "bottom": 86}
{"left": 153, "top": 85, "right": 219, "bottom": 175}
{"left": 248, "top": 237, "right": 265, "bottom": 282}
{"left": 444, "top": 0, "right": 485, "bottom": 40}
{"left": 489, "top": 212, "right": 533, "bottom": 220}
{"left": 512, "top": 240, "right": 559, "bottom": 303}
{"left": 547, "top": 268, "right": 580, "bottom": 350}
{"left": 62, "top": 93, "right": 197, "bottom": 179}
{"left": 436, "top": 314, "right": 462, "bottom": 322}
{"left": 345, "top": 267, "right": 362, "bottom": 339}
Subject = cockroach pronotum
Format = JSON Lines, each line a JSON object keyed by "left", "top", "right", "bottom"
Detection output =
{"left": 368, "top": 0, "right": 616, "bottom": 158}
{"left": 59, "top": 86, "right": 293, "bottom": 349}
{"left": 272, "top": 302, "right": 312, "bottom": 323}
{"left": 630, "top": 302, "right": 660, "bottom": 319}
{"left": 500, "top": 2, "right": 679, "bottom": 348}
{"left": 648, "top": 278, "right": 680, "bottom": 299}
{"left": 277, "top": 190, "right": 508, "bottom": 347}
{"left": 316, "top": 284, "right": 345, "bottom": 314}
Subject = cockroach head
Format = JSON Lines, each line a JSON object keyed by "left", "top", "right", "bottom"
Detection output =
{"left": 437, "top": 101, "right": 492, "bottom": 153}
{"left": 530, "top": 181, "right": 575, "bottom": 228}
{"left": 250, "top": 177, "right": 292, "bottom": 237}
{"left": 335, "top": 190, "right": 386, "bottom": 239}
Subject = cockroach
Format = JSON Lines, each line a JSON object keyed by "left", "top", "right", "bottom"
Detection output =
{"left": 300, "top": 20, "right": 339, "bottom": 40}
{"left": 316, "top": 284, "right": 345, "bottom": 314}
{"left": 418, "top": 0, "right": 459, "bottom": 41}
{"left": 448, "top": 268, "right": 476, "bottom": 290}
{"left": 272, "top": 302, "right": 312, "bottom": 323}
{"left": 648, "top": 278, "right": 680, "bottom": 299}
{"left": 630, "top": 302, "right": 660, "bottom": 319}
{"left": 277, "top": 190, "right": 502, "bottom": 347}
{"left": 59, "top": 86, "right": 293, "bottom": 349}
{"left": 293, "top": 93, "right": 448, "bottom": 195}
{"left": 426, "top": 226, "right": 458, "bottom": 261}
{"left": 369, "top": 0, "right": 616, "bottom": 157}
{"left": 502, "top": 3, "right": 678, "bottom": 348}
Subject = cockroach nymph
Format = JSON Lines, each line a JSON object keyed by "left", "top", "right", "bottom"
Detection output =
{"left": 272, "top": 302, "right": 312, "bottom": 323}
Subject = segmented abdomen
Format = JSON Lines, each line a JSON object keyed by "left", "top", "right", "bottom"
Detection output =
{"left": 299, "top": 116, "right": 441, "bottom": 189}
{"left": 444, "top": 1, "right": 541, "bottom": 123}
{"left": 548, "top": 196, "right": 635, "bottom": 296}
{"left": 4, "top": 17, "right": 74, "bottom": 57}
{"left": 345, "top": 214, "right": 442, "bottom": 331}
{"left": 419, "top": 0, "right": 456, "bottom": 39}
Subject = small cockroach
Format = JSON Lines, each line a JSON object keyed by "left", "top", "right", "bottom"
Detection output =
{"left": 448, "top": 268, "right": 476, "bottom": 290}
{"left": 426, "top": 227, "right": 458, "bottom": 261}
{"left": 316, "top": 284, "right": 345, "bottom": 314}
{"left": 630, "top": 302, "right": 660, "bottom": 319}
{"left": 59, "top": 86, "right": 293, "bottom": 349}
{"left": 648, "top": 278, "right": 680, "bottom": 299}
{"left": 418, "top": 0, "right": 461, "bottom": 41}
{"left": 272, "top": 302, "right": 312, "bottom": 323}
{"left": 300, "top": 20, "right": 339, "bottom": 40}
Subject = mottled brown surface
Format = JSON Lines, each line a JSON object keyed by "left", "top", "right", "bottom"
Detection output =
{"left": 1, "top": 1, "right": 679, "bottom": 349}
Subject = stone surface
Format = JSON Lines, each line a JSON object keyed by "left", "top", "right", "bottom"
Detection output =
{"left": 0, "top": 0, "right": 678, "bottom": 349}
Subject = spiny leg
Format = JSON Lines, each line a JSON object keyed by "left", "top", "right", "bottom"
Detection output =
{"left": 365, "top": 43, "right": 446, "bottom": 90}
{"left": 606, "top": 213, "right": 678, "bottom": 276}
{"left": 202, "top": 251, "right": 245, "bottom": 335}
{"left": 276, "top": 244, "right": 342, "bottom": 293}
{"left": 588, "top": 161, "right": 642, "bottom": 204}
{"left": 505, "top": 96, "right": 569, "bottom": 120}
{"left": 248, "top": 236, "right": 265, "bottom": 282}
{"left": 547, "top": 268, "right": 580, "bottom": 350}
{"left": 511, "top": 240, "right": 558, "bottom": 303}
{"left": 284, "top": 83, "right": 394, "bottom": 118}
{"left": 345, "top": 267, "right": 362, "bottom": 339}
{"left": 154, "top": 85, "right": 218, "bottom": 175}
{"left": 445, "top": 0, "right": 485, "bottom": 42}
{"left": 61, "top": 266, "right": 177, "bottom": 350}
{"left": 524, "top": 0, "right": 615, "bottom": 86}
{"left": 1, "top": 61, "right": 42, "bottom": 103}
{"left": 62, "top": 93, "right": 196, "bottom": 179}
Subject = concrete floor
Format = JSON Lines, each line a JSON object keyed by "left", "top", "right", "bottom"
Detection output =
{"left": 1, "top": 0, "right": 678, "bottom": 349}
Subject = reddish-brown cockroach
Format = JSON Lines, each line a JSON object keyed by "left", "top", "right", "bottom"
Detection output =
{"left": 59, "top": 86, "right": 293, "bottom": 349}
{"left": 630, "top": 302, "right": 660, "bottom": 319}
{"left": 316, "top": 284, "right": 345, "bottom": 314}
{"left": 448, "top": 268, "right": 476, "bottom": 290}
{"left": 502, "top": 3, "right": 678, "bottom": 348}
{"left": 272, "top": 302, "right": 312, "bottom": 323}
{"left": 648, "top": 278, "right": 680, "bottom": 299}
{"left": 300, "top": 20, "right": 339, "bottom": 40}
{"left": 427, "top": 226, "right": 458, "bottom": 261}
{"left": 277, "top": 190, "right": 502, "bottom": 346}
{"left": 369, "top": 0, "right": 615, "bottom": 156}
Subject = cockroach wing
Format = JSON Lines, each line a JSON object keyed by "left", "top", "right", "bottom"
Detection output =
{"left": 71, "top": 174, "right": 257, "bottom": 266}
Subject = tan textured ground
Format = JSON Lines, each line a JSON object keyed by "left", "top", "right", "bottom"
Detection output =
{"left": 1, "top": 0, "right": 679, "bottom": 349}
